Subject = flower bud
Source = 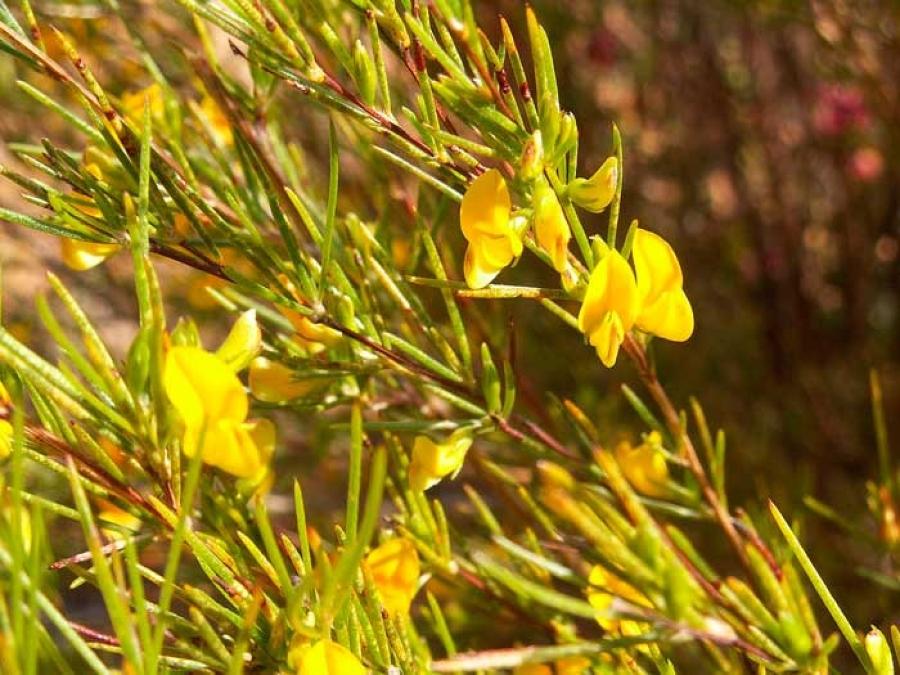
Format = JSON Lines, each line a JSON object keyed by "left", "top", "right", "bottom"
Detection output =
{"left": 866, "top": 627, "right": 894, "bottom": 675}
{"left": 567, "top": 156, "right": 618, "bottom": 213}
{"left": 519, "top": 130, "right": 544, "bottom": 181}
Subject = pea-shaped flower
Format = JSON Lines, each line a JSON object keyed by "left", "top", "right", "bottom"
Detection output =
{"left": 614, "top": 432, "right": 669, "bottom": 498}
{"left": 408, "top": 429, "right": 473, "bottom": 492}
{"left": 290, "top": 639, "right": 365, "bottom": 675}
{"left": 632, "top": 229, "right": 694, "bottom": 342}
{"left": 163, "top": 346, "right": 272, "bottom": 480}
{"left": 460, "top": 169, "right": 523, "bottom": 289}
{"left": 365, "top": 538, "right": 421, "bottom": 615}
{"left": 533, "top": 180, "right": 571, "bottom": 273}
{"left": 577, "top": 250, "right": 639, "bottom": 367}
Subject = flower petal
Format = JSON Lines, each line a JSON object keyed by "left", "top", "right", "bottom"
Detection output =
{"left": 163, "top": 346, "right": 248, "bottom": 429}
{"left": 61, "top": 239, "right": 120, "bottom": 271}
{"left": 460, "top": 169, "right": 511, "bottom": 241}
{"left": 632, "top": 229, "right": 683, "bottom": 306}
{"left": 637, "top": 287, "right": 694, "bottom": 342}
{"left": 464, "top": 244, "right": 503, "bottom": 289}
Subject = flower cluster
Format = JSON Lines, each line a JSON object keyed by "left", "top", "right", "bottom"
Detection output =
{"left": 578, "top": 229, "right": 693, "bottom": 366}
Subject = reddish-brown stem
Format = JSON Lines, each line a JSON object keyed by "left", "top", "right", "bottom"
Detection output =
{"left": 622, "top": 335, "right": 751, "bottom": 573}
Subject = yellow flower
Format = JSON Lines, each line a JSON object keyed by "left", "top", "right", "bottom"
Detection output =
{"left": 199, "top": 95, "right": 234, "bottom": 146}
{"left": 121, "top": 84, "right": 165, "bottom": 127}
{"left": 460, "top": 169, "right": 523, "bottom": 289}
{"left": 60, "top": 163, "right": 122, "bottom": 271}
{"left": 577, "top": 250, "right": 640, "bottom": 367}
{"left": 567, "top": 156, "right": 618, "bottom": 213}
{"left": 163, "top": 346, "right": 273, "bottom": 479}
{"left": 365, "top": 538, "right": 421, "bottom": 615}
{"left": 533, "top": 181, "right": 570, "bottom": 273}
{"left": 61, "top": 240, "right": 121, "bottom": 271}
{"left": 614, "top": 432, "right": 669, "bottom": 498}
{"left": 97, "top": 499, "right": 142, "bottom": 540}
{"left": 587, "top": 565, "right": 649, "bottom": 634}
{"left": 632, "top": 229, "right": 694, "bottom": 342}
{"left": 276, "top": 275, "right": 342, "bottom": 353}
{"left": 408, "top": 429, "right": 472, "bottom": 492}
{"left": 290, "top": 639, "right": 366, "bottom": 675}
{"left": 248, "top": 357, "right": 321, "bottom": 402}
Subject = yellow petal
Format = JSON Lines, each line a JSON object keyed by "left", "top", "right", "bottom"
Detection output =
{"left": 464, "top": 244, "right": 503, "bottom": 289}
{"left": 567, "top": 156, "right": 618, "bottom": 213}
{"left": 577, "top": 250, "right": 639, "bottom": 336}
{"left": 121, "top": 84, "right": 165, "bottom": 126}
{"left": 632, "top": 229, "right": 683, "bottom": 302}
{"left": 215, "top": 310, "right": 262, "bottom": 372}
{"left": 185, "top": 419, "right": 265, "bottom": 478}
{"left": 249, "top": 357, "right": 321, "bottom": 402}
{"left": 587, "top": 312, "right": 625, "bottom": 367}
{"left": 293, "top": 639, "right": 366, "bottom": 675}
{"left": 533, "top": 182, "right": 570, "bottom": 272}
{"left": 637, "top": 287, "right": 694, "bottom": 342}
{"left": 614, "top": 435, "right": 669, "bottom": 498}
{"left": 476, "top": 233, "right": 518, "bottom": 270}
{"left": 200, "top": 95, "right": 234, "bottom": 146}
{"left": 61, "top": 239, "right": 120, "bottom": 271}
{"left": 632, "top": 229, "right": 693, "bottom": 342}
{"left": 460, "top": 169, "right": 511, "bottom": 241}
{"left": 163, "top": 346, "right": 248, "bottom": 430}
{"left": 0, "top": 420, "right": 12, "bottom": 460}
{"left": 365, "top": 538, "right": 421, "bottom": 615}
{"left": 408, "top": 430, "right": 472, "bottom": 491}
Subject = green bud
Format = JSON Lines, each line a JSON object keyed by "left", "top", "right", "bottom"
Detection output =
{"left": 125, "top": 326, "right": 152, "bottom": 396}
{"left": 170, "top": 316, "right": 201, "bottom": 348}
{"left": 866, "top": 627, "right": 894, "bottom": 675}
{"left": 538, "top": 92, "right": 560, "bottom": 154}
{"left": 567, "top": 156, "right": 618, "bottom": 213}
{"left": 353, "top": 39, "right": 377, "bottom": 107}
{"left": 480, "top": 342, "right": 501, "bottom": 414}
{"left": 778, "top": 611, "right": 813, "bottom": 660}
{"left": 519, "top": 130, "right": 544, "bottom": 181}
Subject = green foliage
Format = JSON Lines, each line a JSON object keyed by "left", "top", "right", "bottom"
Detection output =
{"left": 0, "top": 1, "right": 895, "bottom": 673}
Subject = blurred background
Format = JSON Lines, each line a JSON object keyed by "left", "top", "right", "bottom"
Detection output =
{"left": 0, "top": 0, "right": 898, "bottom": 638}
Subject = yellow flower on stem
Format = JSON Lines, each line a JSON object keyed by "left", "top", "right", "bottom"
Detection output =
{"left": 567, "top": 156, "right": 618, "bottom": 213}
{"left": 577, "top": 250, "right": 640, "bottom": 367}
{"left": 364, "top": 538, "right": 421, "bottom": 615}
{"left": 248, "top": 357, "right": 321, "bottom": 402}
{"left": 587, "top": 564, "right": 650, "bottom": 634}
{"left": 121, "top": 84, "right": 165, "bottom": 127}
{"left": 533, "top": 180, "right": 571, "bottom": 273}
{"left": 199, "top": 95, "right": 234, "bottom": 146}
{"left": 163, "top": 346, "right": 273, "bottom": 480}
{"left": 632, "top": 229, "right": 694, "bottom": 342}
{"left": 61, "top": 239, "right": 121, "bottom": 271}
{"left": 60, "top": 163, "right": 122, "bottom": 271}
{"left": 614, "top": 432, "right": 669, "bottom": 498}
{"left": 96, "top": 498, "right": 142, "bottom": 540}
{"left": 460, "top": 169, "right": 523, "bottom": 289}
{"left": 276, "top": 274, "right": 342, "bottom": 353}
{"left": 290, "top": 638, "right": 366, "bottom": 675}
{"left": 408, "top": 429, "right": 473, "bottom": 492}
